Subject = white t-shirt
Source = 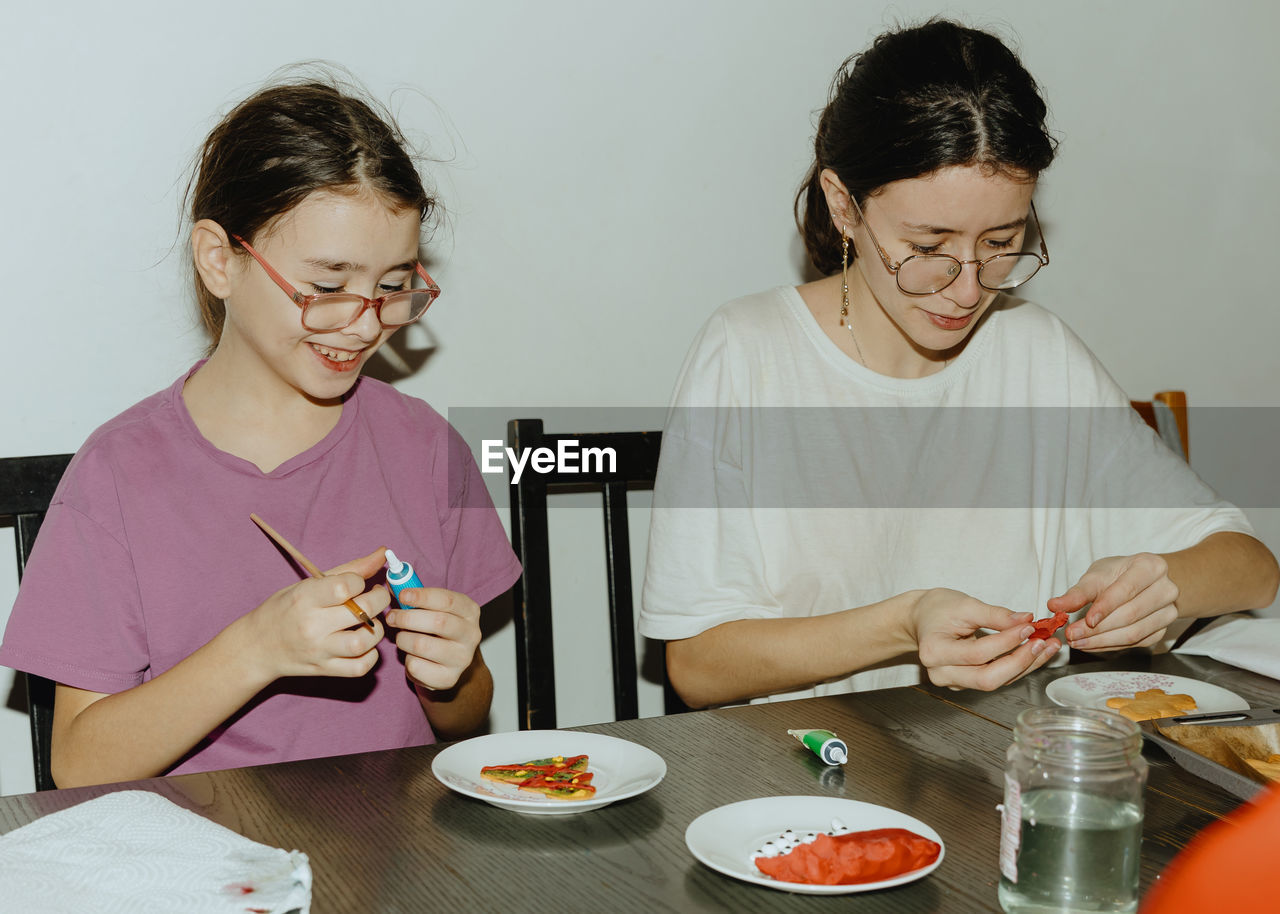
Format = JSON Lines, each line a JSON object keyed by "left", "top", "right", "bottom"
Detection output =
{"left": 638, "top": 286, "right": 1253, "bottom": 699}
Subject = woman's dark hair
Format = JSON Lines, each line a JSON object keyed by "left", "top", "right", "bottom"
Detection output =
{"left": 187, "top": 76, "right": 435, "bottom": 347}
{"left": 796, "top": 20, "right": 1058, "bottom": 276}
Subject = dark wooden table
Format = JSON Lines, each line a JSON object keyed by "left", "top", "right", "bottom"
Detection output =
{"left": 1, "top": 653, "right": 1273, "bottom": 912}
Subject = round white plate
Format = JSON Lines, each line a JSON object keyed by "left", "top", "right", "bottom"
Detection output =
{"left": 1045, "top": 672, "right": 1249, "bottom": 716}
{"left": 431, "top": 729, "right": 666, "bottom": 816}
{"left": 684, "top": 796, "right": 944, "bottom": 895}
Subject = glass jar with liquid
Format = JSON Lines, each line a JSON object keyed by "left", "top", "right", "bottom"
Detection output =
{"left": 998, "top": 707, "right": 1147, "bottom": 914}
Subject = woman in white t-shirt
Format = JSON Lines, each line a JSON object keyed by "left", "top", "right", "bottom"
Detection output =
{"left": 639, "top": 20, "right": 1278, "bottom": 707}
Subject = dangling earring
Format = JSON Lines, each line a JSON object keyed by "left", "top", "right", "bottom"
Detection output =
{"left": 839, "top": 229, "right": 850, "bottom": 327}
{"left": 839, "top": 226, "right": 867, "bottom": 365}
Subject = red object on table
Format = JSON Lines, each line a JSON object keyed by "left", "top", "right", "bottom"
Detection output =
{"left": 1141, "top": 783, "right": 1280, "bottom": 912}
{"left": 1029, "top": 611, "right": 1069, "bottom": 640}
{"left": 754, "top": 828, "right": 941, "bottom": 885}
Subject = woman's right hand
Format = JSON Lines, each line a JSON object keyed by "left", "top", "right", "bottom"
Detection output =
{"left": 909, "top": 588, "right": 1059, "bottom": 690}
{"left": 239, "top": 549, "right": 389, "bottom": 682}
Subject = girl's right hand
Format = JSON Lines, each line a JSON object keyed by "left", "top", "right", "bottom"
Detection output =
{"left": 240, "top": 549, "right": 389, "bottom": 682}
{"left": 909, "top": 588, "right": 1059, "bottom": 691}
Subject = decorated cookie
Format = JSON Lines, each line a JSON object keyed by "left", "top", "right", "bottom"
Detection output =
{"left": 480, "top": 754, "right": 596, "bottom": 800}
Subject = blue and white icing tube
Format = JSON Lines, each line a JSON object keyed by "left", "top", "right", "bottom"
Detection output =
{"left": 384, "top": 548, "right": 423, "bottom": 606}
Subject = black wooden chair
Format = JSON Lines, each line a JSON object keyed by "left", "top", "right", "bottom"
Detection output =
{"left": 1, "top": 453, "right": 74, "bottom": 790}
{"left": 506, "top": 419, "right": 687, "bottom": 730}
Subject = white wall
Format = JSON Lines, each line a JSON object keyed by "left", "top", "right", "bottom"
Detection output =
{"left": 2, "top": 0, "right": 1277, "bottom": 794}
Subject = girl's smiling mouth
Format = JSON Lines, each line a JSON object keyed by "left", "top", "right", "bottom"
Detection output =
{"left": 309, "top": 342, "right": 364, "bottom": 370}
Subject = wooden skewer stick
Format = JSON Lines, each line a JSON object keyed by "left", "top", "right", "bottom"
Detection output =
{"left": 250, "top": 513, "right": 376, "bottom": 631}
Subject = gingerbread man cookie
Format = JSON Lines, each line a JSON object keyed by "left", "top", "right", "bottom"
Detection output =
{"left": 1105, "top": 688, "right": 1198, "bottom": 722}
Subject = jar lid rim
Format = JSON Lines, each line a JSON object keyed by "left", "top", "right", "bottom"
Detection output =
{"left": 1013, "top": 706, "right": 1144, "bottom": 756}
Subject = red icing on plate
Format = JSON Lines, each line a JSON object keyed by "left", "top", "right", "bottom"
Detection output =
{"left": 755, "top": 828, "right": 941, "bottom": 886}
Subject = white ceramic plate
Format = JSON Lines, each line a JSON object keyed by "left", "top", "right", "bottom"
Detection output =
{"left": 684, "top": 796, "right": 944, "bottom": 895}
{"left": 1045, "top": 672, "right": 1249, "bottom": 715}
{"left": 431, "top": 729, "right": 666, "bottom": 816}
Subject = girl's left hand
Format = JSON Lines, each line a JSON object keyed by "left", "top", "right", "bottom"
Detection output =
{"left": 1050, "top": 553, "right": 1180, "bottom": 651}
{"left": 385, "top": 588, "right": 482, "bottom": 690}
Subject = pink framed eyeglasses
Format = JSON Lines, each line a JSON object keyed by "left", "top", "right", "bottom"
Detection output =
{"left": 232, "top": 234, "right": 441, "bottom": 331}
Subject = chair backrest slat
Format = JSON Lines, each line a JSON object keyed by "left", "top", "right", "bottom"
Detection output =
{"left": 506, "top": 421, "right": 556, "bottom": 729}
{"left": 602, "top": 479, "right": 639, "bottom": 721}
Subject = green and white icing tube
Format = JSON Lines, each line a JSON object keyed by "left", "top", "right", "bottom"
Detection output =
{"left": 788, "top": 728, "right": 848, "bottom": 765}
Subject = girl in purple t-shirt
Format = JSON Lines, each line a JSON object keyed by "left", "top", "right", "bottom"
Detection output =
{"left": 0, "top": 72, "right": 521, "bottom": 786}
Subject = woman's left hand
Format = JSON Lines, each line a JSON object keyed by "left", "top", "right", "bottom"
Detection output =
{"left": 1049, "top": 553, "right": 1180, "bottom": 651}
{"left": 385, "top": 587, "right": 482, "bottom": 691}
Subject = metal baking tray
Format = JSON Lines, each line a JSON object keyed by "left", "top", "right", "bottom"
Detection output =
{"left": 1139, "top": 708, "right": 1280, "bottom": 801}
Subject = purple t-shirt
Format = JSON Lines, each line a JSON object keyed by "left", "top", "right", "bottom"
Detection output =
{"left": 0, "top": 366, "right": 521, "bottom": 775}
